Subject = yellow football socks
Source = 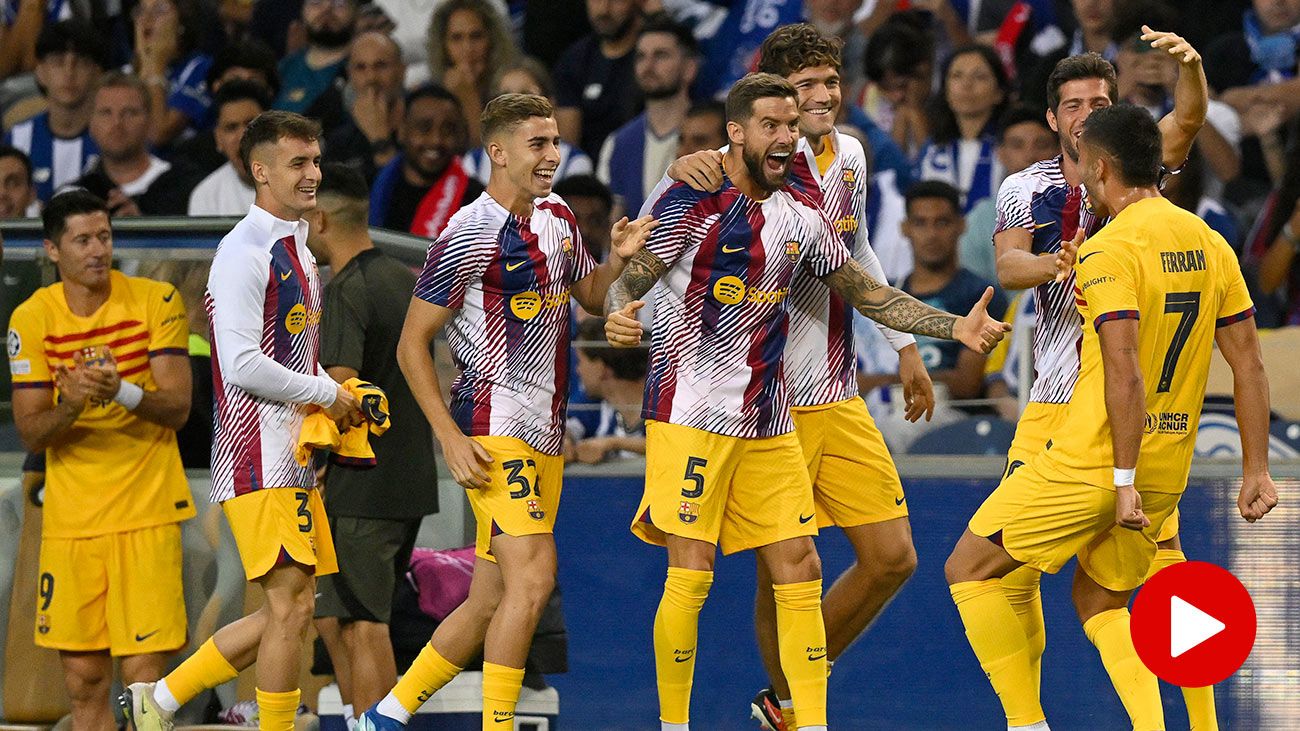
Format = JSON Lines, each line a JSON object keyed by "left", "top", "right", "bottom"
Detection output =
{"left": 1146, "top": 548, "right": 1217, "bottom": 730}
{"left": 162, "top": 637, "right": 239, "bottom": 707}
{"left": 392, "top": 642, "right": 462, "bottom": 715}
{"left": 1084, "top": 608, "right": 1163, "bottom": 731}
{"left": 1001, "top": 567, "right": 1046, "bottom": 698}
{"left": 773, "top": 580, "right": 828, "bottom": 728}
{"left": 653, "top": 567, "right": 713, "bottom": 725}
{"left": 255, "top": 688, "right": 299, "bottom": 731}
{"left": 950, "top": 579, "right": 1045, "bottom": 726}
{"left": 482, "top": 663, "right": 525, "bottom": 730}
{"left": 779, "top": 702, "right": 797, "bottom": 730}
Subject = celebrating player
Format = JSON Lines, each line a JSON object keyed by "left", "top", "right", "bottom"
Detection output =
{"left": 604, "top": 72, "right": 1007, "bottom": 731}
{"left": 990, "top": 28, "right": 1215, "bottom": 723}
{"left": 356, "top": 93, "right": 654, "bottom": 731}
{"left": 656, "top": 23, "right": 936, "bottom": 730}
{"left": 946, "top": 104, "right": 1278, "bottom": 731}
{"left": 123, "top": 111, "right": 363, "bottom": 731}
{"left": 10, "top": 190, "right": 193, "bottom": 731}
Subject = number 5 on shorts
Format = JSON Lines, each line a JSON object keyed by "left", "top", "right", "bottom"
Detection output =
{"left": 681, "top": 456, "right": 707, "bottom": 498}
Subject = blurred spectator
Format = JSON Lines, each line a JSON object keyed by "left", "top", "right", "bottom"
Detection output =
{"left": 1162, "top": 145, "right": 1239, "bottom": 247}
{"left": 424, "top": 0, "right": 516, "bottom": 146}
{"left": 597, "top": 14, "right": 697, "bottom": 217}
{"left": 1021, "top": 0, "right": 1120, "bottom": 109}
{"left": 1244, "top": 135, "right": 1300, "bottom": 326}
{"left": 554, "top": 0, "right": 644, "bottom": 158}
{"left": 462, "top": 57, "right": 595, "bottom": 186}
{"left": 676, "top": 100, "right": 726, "bottom": 158}
{"left": 172, "top": 38, "right": 283, "bottom": 176}
{"left": 522, "top": 0, "right": 590, "bottom": 67}
{"left": 369, "top": 84, "right": 482, "bottom": 236}
{"left": 955, "top": 0, "right": 1067, "bottom": 76}
{"left": 860, "top": 11, "right": 935, "bottom": 160}
{"left": 554, "top": 174, "right": 614, "bottom": 261}
{"left": 246, "top": 0, "right": 305, "bottom": 59}
{"left": 130, "top": 0, "right": 214, "bottom": 149}
{"left": 959, "top": 104, "right": 1057, "bottom": 286}
{"left": 324, "top": 31, "right": 406, "bottom": 179}
{"left": 804, "top": 0, "right": 868, "bottom": 92}
{"left": 373, "top": 0, "right": 508, "bottom": 81}
{"left": 4, "top": 20, "right": 107, "bottom": 202}
{"left": 896, "top": 180, "right": 1006, "bottom": 399}
{"left": 188, "top": 80, "right": 272, "bottom": 216}
{"left": 565, "top": 316, "right": 646, "bottom": 463}
{"left": 858, "top": 0, "right": 972, "bottom": 54}
{"left": 0, "top": 144, "right": 38, "bottom": 217}
{"left": 917, "top": 44, "right": 1010, "bottom": 213}
{"left": 0, "top": 0, "right": 47, "bottom": 79}
{"left": 274, "top": 0, "right": 356, "bottom": 119}
{"left": 71, "top": 72, "right": 200, "bottom": 215}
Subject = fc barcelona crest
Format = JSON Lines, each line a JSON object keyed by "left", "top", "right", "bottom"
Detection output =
{"left": 678, "top": 501, "right": 699, "bottom": 524}
{"left": 528, "top": 498, "right": 545, "bottom": 521}
{"left": 561, "top": 236, "right": 574, "bottom": 255}
{"left": 784, "top": 240, "right": 800, "bottom": 262}
{"left": 842, "top": 167, "right": 856, "bottom": 186}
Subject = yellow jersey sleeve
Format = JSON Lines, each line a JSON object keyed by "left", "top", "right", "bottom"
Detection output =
{"left": 147, "top": 281, "right": 190, "bottom": 357}
{"left": 1212, "top": 240, "right": 1255, "bottom": 327}
{"left": 1074, "top": 242, "right": 1138, "bottom": 331}
{"left": 7, "top": 296, "right": 53, "bottom": 389}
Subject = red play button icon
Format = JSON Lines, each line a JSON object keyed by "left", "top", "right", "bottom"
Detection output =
{"left": 1130, "top": 561, "right": 1257, "bottom": 687}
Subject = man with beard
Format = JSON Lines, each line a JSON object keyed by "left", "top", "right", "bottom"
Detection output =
{"left": 274, "top": 0, "right": 356, "bottom": 122}
{"left": 554, "top": 0, "right": 645, "bottom": 158}
{"left": 368, "top": 84, "right": 482, "bottom": 237}
{"left": 596, "top": 14, "right": 697, "bottom": 217}
{"left": 189, "top": 80, "right": 273, "bottom": 215}
{"left": 325, "top": 31, "right": 407, "bottom": 179}
{"left": 603, "top": 72, "right": 1008, "bottom": 731}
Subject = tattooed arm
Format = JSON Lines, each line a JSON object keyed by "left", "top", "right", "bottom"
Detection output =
{"left": 604, "top": 248, "right": 669, "bottom": 347}
{"left": 820, "top": 260, "right": 1010, "bottom": 353}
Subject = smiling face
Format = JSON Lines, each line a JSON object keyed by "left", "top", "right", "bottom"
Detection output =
{"left": 251, "top": 136, "right": 322, "bottom": 220}
{"left": 731, "top": 95, "right": 800, "bottom": 193}
{"left": 785, "top": 65, "right": 840, "bottom": 139}
{"left": 400, "top": 96, "right": 465, "bottom": 182}
{"left": 1048, "top": 77, "right": 1112, "bottom": 162}
{"left": 47, "top": 211, "right": 113, "bottom": 290}
{"left": 489, "top": 115, "right": 562, "bottom": 199}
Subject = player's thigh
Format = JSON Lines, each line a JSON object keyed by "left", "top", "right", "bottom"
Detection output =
{"left": 316, "top": 516, "right": 418, "bottom": 624}
{"left": 789, "top": 405, "right": 828, "bottom": 481}
{"left": 719, "top": 430, "right": 817, "bottom": 555}
{"left": 969, "top": 463, "right": 1119, "bottom": 576}
{"left": 222, "top": 487, "right": 336, "bottom": 581}
{"left": 467, "top": 436, "right": 563, "bottom": 564}
{"left": 36, "top": 535, "right": 110, "bottom": 651}
{"left": 812, "top": 398, "right": 907, "bottom": 529}
{"left": 1003, "top": 402, "right": 1070, "bottom": 478}
{"left": 632, "top": 421, "right": 743, "bottom": 549}
{"left": 107, "top": 523, "right": 186, "bottom": 656}
{"left": 1155, "top": 506, "right": 1180, "bottom": 544}
{"left": 1078, "top": 491, "right": 1181, "bottom": 592}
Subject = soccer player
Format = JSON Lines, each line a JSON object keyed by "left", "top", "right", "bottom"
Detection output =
{"left": 657, "top": 25, "right": 935, "bottom": 730}
{"left": 122, "top": 111, "right": 363, "bottom": 731}
{"left": 991, "top": 29, "right": 1214, "bottom": 721}
{"left": 946, "top": 104, "right": 1278, "bottom": 731}
{"left": 603, "top": 72, "right": 1008, "bottom": 731}
{"left": 10, "top": 190, "right": 193, "bottom": 731}
{"left": 356, "top": 93, "right": 655, "bottom": 731}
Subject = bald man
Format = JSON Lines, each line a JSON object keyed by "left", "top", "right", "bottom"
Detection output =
{"left": 327, "top": 31, "right": 408, "bottom": 178}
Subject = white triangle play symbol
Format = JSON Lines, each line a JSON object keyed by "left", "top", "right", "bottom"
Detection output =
{"left": 1170, "top": 595, "right": 1225, "bottom": 658}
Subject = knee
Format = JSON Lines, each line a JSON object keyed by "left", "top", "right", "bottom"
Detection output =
{"left": 942, "top": 550, "right": 964, "bottom": 586}
{"left": 874, "top": 540, "right": 918, "bottom": 588}
{"left": 268, "top": 586, "right": 317, "bottom": 635}
{"left": 508, "top": 564, "right": 557, "bottom": 608}
{"left": 63, "top": 664, "right": 111, "bottom": 704}
{"left": 785, "top": 539, "right": 823, "bottom": 583}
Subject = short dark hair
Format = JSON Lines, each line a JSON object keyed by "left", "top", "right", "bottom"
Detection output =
{"left": 35, "top": 19, "right": 108, "bottom": 68}
{"left": 1046, "top": 52, "right": 1118, "bottom": 111}
{"left": 42, "top": 189, "right": 109, "bottom": 242}
{"left": 997, "top": 103, "right": 1053, "bottom": 144}
{"left": 577, "top": 317, "right": 648, "bottom": 381}
{"left": 481, "top": 92, "right": 553, "bottom": 141}
{"left": 208, "top": 39, "right": 281, "bottom": 95}
{"left": 758, "top": 22, "right": 842, "bottom": 77}
{"left": 904, "top": 180, "right": 962, "bottom": 216}
{"left": 0, "top": 145, "right": 34, "bottom": 184}
{"left": 863, "top": 11, "right": 933, "bottom": 83}
{"left": 318, "top": 162, "right": 369, "bottom": 201}
{"left": 1110, "top": 0, "right": 1178, "bottom": 46}
{"left": 553, "top": 175, "right": 613, "bottom": 211}
{"left": 405, "top": 82, "right": 462, "bottom": 111}
{"left": 239, "top": 111, "right": 322, "bottom": 172}
{"left": 725, "top": 72, "right": 797, "bottom": 123}
{"left": 929, "top": 44, "right": 1010, "bottom": 145}
{"left": 639, "top": 13, "right": 698, "bottom": 56}
{"left": 1079, "top": 104, "right": 1162, "bottom": 187}
{"left": 212, "top": 79, "right": 273, "bottom": 117}
{"left": 96, "top": 71, "right": 151, "bottom": 113}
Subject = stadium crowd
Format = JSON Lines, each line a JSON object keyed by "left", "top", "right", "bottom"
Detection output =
{"left": 0, "top": 0, "right": 1294, "bottom": 730}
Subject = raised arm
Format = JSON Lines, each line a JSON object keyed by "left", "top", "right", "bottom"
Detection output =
{"left": 603, "top": 248, "right": 668, "bottom": 347}
{"left": 820, "top": 259, "right": 1009, "bottom": 352}
{"left": 1214, "top": 317, "right": 1278, "bottom": 522}
{"left": 1144, "top": 25, "right": 1207, "bottom": 169}
{"left": 572, "top": 215, "right": 658, "bottom": 312}
{"left": 1097, "top": 318, "right": 1149, "bottom": 531}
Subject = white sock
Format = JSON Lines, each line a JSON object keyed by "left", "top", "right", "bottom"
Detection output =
{"left": 153, "top": 679, "right": 182, "bottom": 713}
{"left": 341, "top": 704, "right": 355, "bottom": 731}
{"left": 375, "top": 694, "right": 412, "bottom": 724}
{"left": 345, "top": 716, "right": 357, "bottom": 731}
{"left": 661, "top": 723, "right": 689, "bottom": 731}
{"left": 802, "top": 726, "right": 827, "bottom": 731}
{"left": 1010, "top": 722, "right": 1050, "bottom": 731}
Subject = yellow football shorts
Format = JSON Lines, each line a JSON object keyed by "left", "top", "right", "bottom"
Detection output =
{"left": 36, "top": 523, "right": 187, "bottom": 655}
{"left": 467, "top": 436, "right": 563, "bottom": 563}
{"left": 633, "top": 421, "right": 817, "bottom": 555}
{"left": 1005, "top": 402, "right": 1180, "bottom": 544}
{"left": 223, "top": 487, "right": 338, "bottom": 581}
{"left": 970, "top": 460, "right": 1180, "bottom": 592}
{"left": 792, "top": 397, "right": 907, "bottom": 529}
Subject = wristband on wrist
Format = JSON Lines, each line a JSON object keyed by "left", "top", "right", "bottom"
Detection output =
{"left": 114, "top": 380, "right": 144, "bottom": 410}
{"left": 1113, "top": 467, "right": 1136, "bottom": 486}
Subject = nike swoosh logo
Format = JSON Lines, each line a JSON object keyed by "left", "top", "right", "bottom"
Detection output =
{"left": 493, "top": 715, "right": 515, "bottom": 723}
{"left": 505, "top": 261, "right": 527, "bottom": 271}
{"left": 163, "top": 290, "right": 176, "bottom": 302}
{"left": 135, "top": 629, "right": 159, "bottom": 642}
{"left": 1078, "top": 251, "right": 1103, "bottom": 263}
{"left": 280, "top": 271, "right": 292, "bottom": 280}
{"left": 799, "top": 513, "right": 814, "bottom": 524}
{"left": 895, "top": 496, "right": 906, "bottom": 506}
{"left": 1032, "top": 221, "right": 1053, "bottom": 229}
{"left": 807, "top": 653, "right": 827, "bottom": 661}
{"left": 721, "top": 244, "right": 744, "bottom": 253}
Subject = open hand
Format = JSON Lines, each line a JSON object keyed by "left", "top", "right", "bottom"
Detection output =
{"left": 954, "top": 287, "right": 1011, "bottom": 354}
{"left": 610, "top": 215, "right": 658, "bottom": 261}
{"left": 1140, "top": 25, "right": 1199, "bottom": 67}
{"left": 442, "top": 432, "right": 494, "bottom": 490}
{"left": 898, "top": 344, "right": 935, "bottom": 422}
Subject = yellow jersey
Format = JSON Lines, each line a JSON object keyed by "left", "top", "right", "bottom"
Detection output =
{"left": 1041, "top": 197, "right": 1254, "bottom": 494}
{"left": 8, "top": 271, "right": 196, "bottom": 538}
